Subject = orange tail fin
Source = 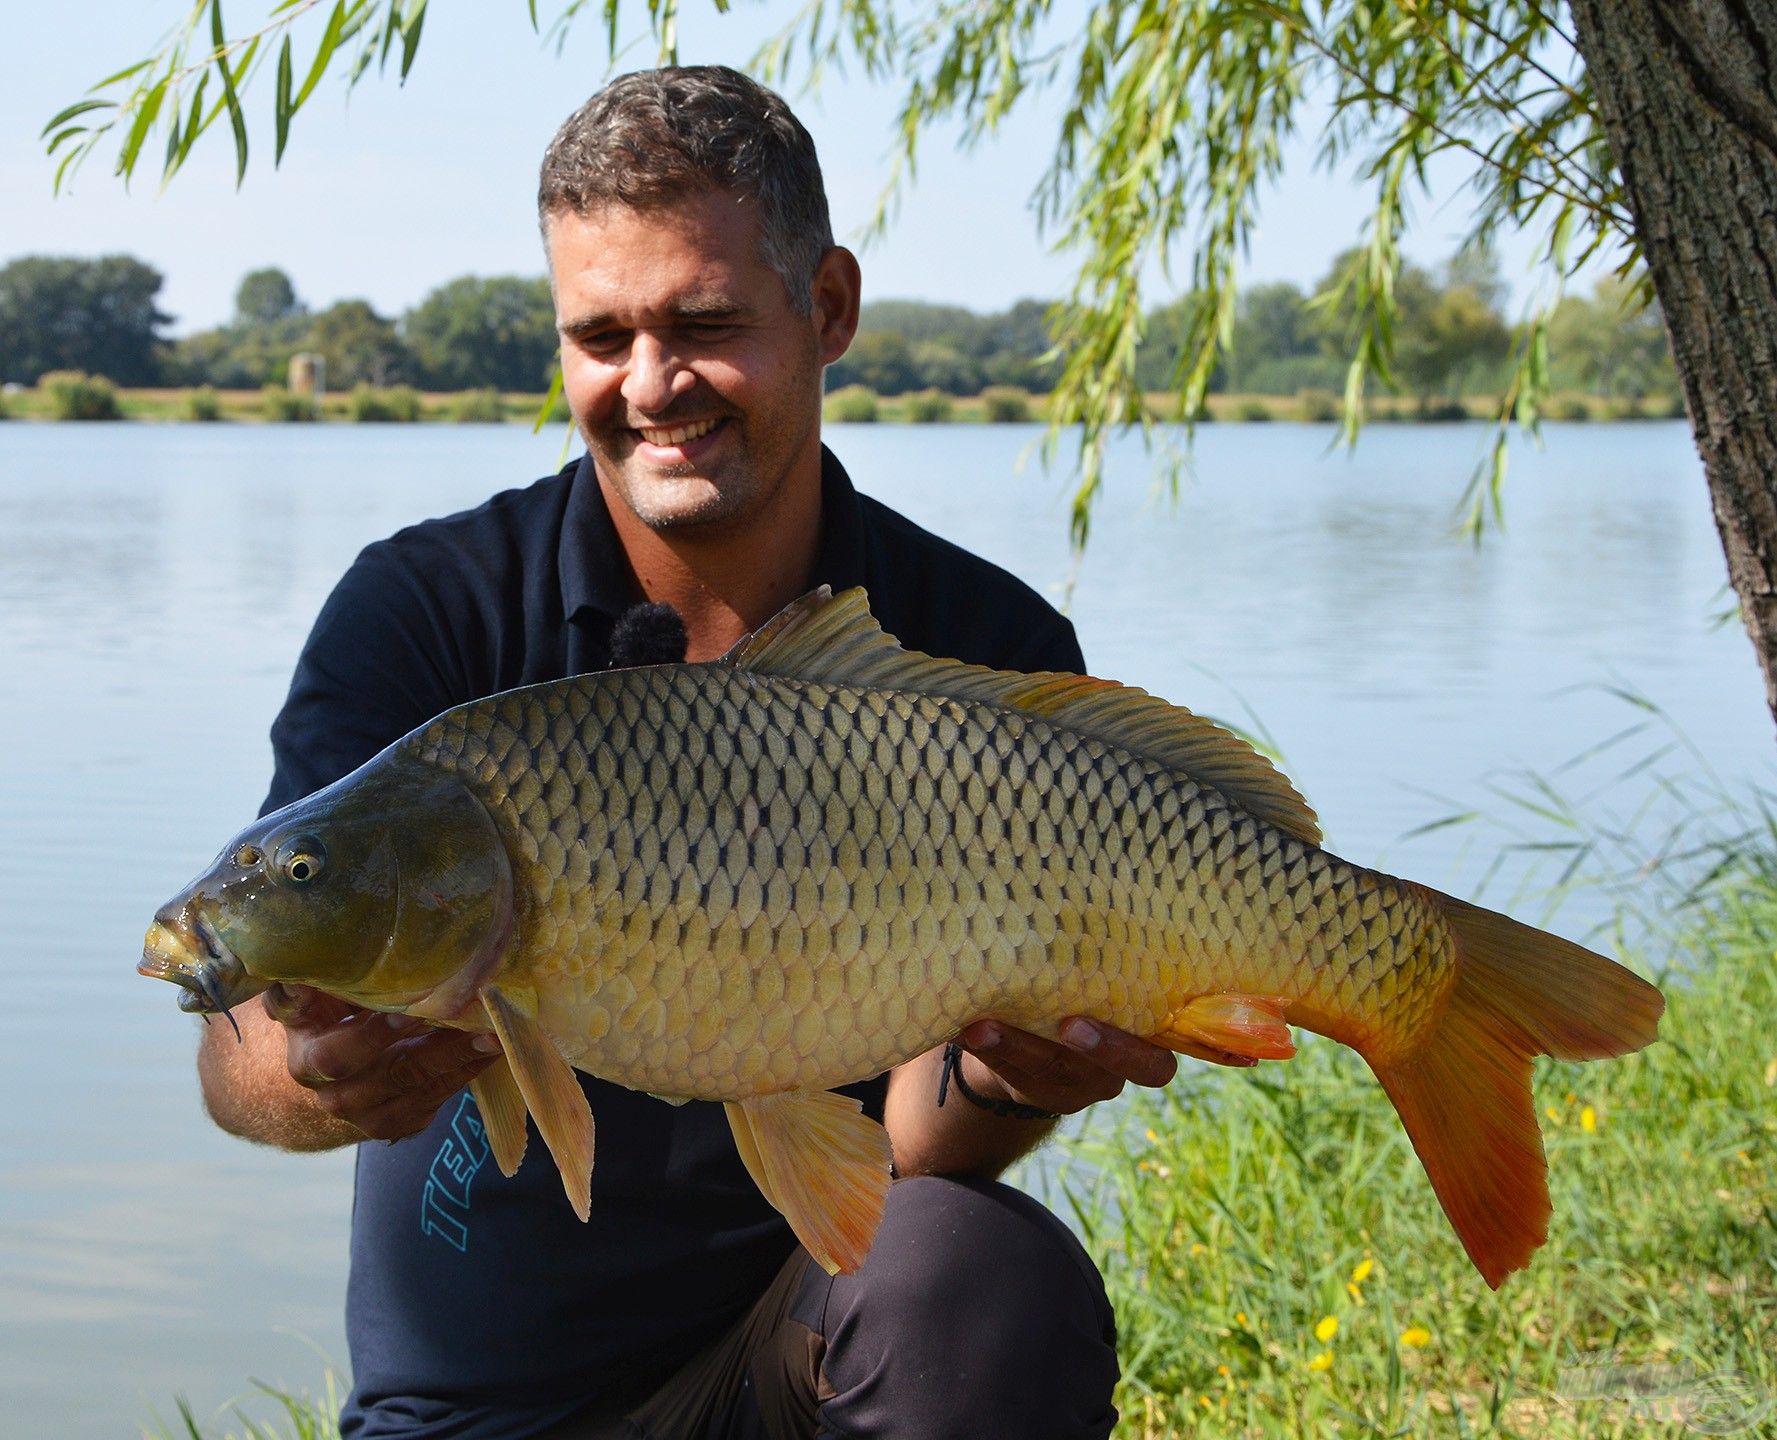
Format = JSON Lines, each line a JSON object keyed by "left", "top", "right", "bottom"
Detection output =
{"left": 1370, "top": 894, "right": 1663, "bottom": 1288}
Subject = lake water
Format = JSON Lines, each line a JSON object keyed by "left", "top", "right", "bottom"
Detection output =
{"left": 0, "top": 419, "right": 1768, "bottom": 1437}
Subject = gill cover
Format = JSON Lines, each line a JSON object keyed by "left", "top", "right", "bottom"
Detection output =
{"left": 146, "top": 753, "right": 512, "bottom": 1017}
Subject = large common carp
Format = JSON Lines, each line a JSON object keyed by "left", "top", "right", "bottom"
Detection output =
{"left": 142, "top": 586, "right": 1662, "bottom": 1284}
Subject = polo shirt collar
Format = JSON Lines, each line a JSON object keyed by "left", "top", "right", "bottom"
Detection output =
{"left": 559, "top": 453, "right": 642, "bottom": 625}
{"left": 811, "top": 444, "right": 869, "bottom": 594}
{"left": 559, "top": 445, "right": 868, "bottom": 625}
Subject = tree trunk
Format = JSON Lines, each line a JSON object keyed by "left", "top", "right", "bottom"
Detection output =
{"left": 1567, "top": 0, "right": 1777, "bottom": 733}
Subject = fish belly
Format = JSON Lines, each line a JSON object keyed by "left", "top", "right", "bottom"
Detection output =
{"left": 410, "top": 666, "right": 1455, "bottom": 1098}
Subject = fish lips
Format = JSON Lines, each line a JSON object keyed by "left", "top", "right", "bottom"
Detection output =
{"left": 139, "top": 908, "right": 269, "bottom": 1018}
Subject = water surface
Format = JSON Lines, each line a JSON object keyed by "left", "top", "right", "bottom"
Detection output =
{"left": 0, "top": 420, "right": 1765, "bottom": 1436}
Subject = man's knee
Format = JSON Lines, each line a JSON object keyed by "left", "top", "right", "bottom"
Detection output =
{"left": 813, "top": 1176, "right": 1118, "bottom": 1439}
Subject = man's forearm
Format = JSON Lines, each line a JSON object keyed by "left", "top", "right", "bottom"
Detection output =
{"left": 883, "top": 1046, "right": 1057, "bottom": 1180}
{"left": 197, "top": 1002, "right": 363, "bottom": 1151}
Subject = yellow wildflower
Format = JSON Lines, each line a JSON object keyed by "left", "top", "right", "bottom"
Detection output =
{"left": 1217, "top": 1364, "right": 1231, "bottom": 1378}
{"left": 1544, "top": 1105, "right": 1563, "bottom": 1125}
{"left": 1351, "top": 1257, "right": 1374, "bottom": 1284}
{"left": 1234, "top": 1311, "right": 1249, "bottom": 1328}
{"left": 1198, "top": 1395, "right": 1212, "bottom": 1410}
{"left": 1307, "top": 1350, "right": 1334, "bottom": 1372}
{"left": 1314, "top": 1315, "right": 1339, "bottom": 1343}
{"left": 1345, "top": 1281, "right": 1364, "bottom": 1304}
{"left": 1399, "top": 1326, "right": 1432, "bottom": 1348}
{"left": 1580, "top": 1105, "right": 1597, "bottom": 1133}
{"left": 1189, "top": 1241, "right": 1208, "bottom": 1257}
{"left": 1145, "top": 1127, "right": 1159, "bottom": 1144}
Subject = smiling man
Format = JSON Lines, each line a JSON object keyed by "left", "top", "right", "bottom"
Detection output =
{"left": 197, "top": 66, "right": 1185, "bottom": 1439}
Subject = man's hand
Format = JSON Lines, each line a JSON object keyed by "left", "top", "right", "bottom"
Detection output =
{"left": 887, "top": 1014, "right": 1249, "bottom": 1181}
{"left": 260, "top": 984, "right": 503, "bottom": 1143}
{"left": 953, "top": 1015, "right": 1259, "bottom": 1115}
{"left": 951, "top": 1018, "right": 1181, "bottom": 1116}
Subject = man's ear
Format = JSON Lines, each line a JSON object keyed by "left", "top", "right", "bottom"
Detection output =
{"left": 810, "top": 246, "right": 862, "bottom": 365}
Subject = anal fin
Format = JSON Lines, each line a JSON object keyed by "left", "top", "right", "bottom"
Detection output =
{"left": 724, "top": 1091, "right": 894, "bottom": 1276}
{"left": 483, "top": 987, "right": 595, "bottom": 1220}
{"left": 469, "top": 1053, "right": 529, "bottom": 1177}
{"left": 1153, "top": 994, "right": 1296, "bottom": 1062}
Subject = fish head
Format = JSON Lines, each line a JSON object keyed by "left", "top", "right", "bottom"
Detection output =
{"left": 141, "top": 758, "right": 512, "bottom": 1022}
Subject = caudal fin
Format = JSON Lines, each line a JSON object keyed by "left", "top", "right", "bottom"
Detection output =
{"left": 1371, "top": 895, "right": 1663, "bottom": 1288}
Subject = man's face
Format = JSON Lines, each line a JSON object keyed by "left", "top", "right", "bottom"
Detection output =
{"left": 546, "top": 190, "right": 858, "bottom": 534}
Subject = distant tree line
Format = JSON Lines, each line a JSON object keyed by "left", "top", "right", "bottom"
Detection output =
{"left": 825, "top": 299, "right": 1062, "bottom": 395}
{"left": 0, "top": 252, "right": 1674, "bottom": 404}
{"left": 0, "top": 258, "right": 558, "bottom": 393}
{"left": 1133, "top": 250, "right": 1677, "bottom": 409}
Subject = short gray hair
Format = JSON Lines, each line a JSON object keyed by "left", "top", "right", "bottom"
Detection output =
{"left": 539, "top": 66, "right": 834, "bottom": 315}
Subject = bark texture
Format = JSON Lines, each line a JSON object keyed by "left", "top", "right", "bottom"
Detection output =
{"left": 1568, "top": 0, "right": 1777, "bottom": 731}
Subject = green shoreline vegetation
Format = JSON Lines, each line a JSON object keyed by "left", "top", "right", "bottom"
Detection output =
{"left": 1078, "top": 883, "right": 1775, "bottom": 1436}
{"left": 0, "top": 381, "right": 1686, "bottom": 426}
{"left": 149, "top": 843, "right": 1773, "bottom": 1439}
{"left": 4, "top": 252, "right": 1680, "bottom": 427}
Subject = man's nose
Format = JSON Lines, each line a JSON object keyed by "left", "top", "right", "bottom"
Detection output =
{"left": 621, "top": 333, "right": 694, "bottom": 413}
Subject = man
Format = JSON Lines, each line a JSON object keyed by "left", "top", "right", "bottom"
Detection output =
{"left": 198, "top": 66, "right": 1182, "bottom": 1438}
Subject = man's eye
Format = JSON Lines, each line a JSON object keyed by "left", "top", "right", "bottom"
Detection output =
{"left": 685, "top": 322, "right": 736, "bottom": 341}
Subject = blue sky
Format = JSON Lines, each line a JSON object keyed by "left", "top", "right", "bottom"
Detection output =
{"left": 4, "top": 1, "right": 1593, "bottom": 335}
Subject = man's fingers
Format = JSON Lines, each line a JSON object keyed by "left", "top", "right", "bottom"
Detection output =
{"left": 956, "top": 1021, "right": 1125, "bottom": 1109}
{"left": 294, "top": 1009, "right": 426, "bottom": 1087}
{"left": 381, "top": 1029, "right": 502, "bottom": 1096}
{"left": 951, "top": 1017, "right": 1183, "bottom": 1117}
{"left": 1056, "top": 1018, "right": 1180, "bottom": 1088}
{"left": 302, "top": 1028, "right": 502, "bottom": 1139}
{"left": 349, "top": 1049, "right": 503, "bottom": 1141}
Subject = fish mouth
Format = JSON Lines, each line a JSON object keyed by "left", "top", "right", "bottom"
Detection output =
{"left": 139, "top": 910, "right": 267, "bottom": 1038}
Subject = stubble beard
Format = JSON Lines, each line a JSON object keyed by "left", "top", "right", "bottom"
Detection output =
{"left": 598, "top": 446, "right": 760, "bottom": 535}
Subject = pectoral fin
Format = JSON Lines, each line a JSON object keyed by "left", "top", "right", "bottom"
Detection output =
{"left": 1154, "top": 994, "right": 1296, "bottom": 1061}
{"left": 482, "top": 987, "right": 595, "bottom": 1220}
{"left": 469, "top": 1053, "right": 529, "bottom": 1178}
{"left": 724, "top": 1091, "right": 894, "bottom": 1276}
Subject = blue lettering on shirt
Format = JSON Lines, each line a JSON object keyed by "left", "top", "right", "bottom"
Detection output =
{"left": 420, "top": 1093, "right": 490, "bottom": 1252}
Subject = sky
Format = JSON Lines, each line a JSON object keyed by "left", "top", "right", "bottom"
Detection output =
{"left": 3, "top": 1, "right": 1610, "bottom": 336}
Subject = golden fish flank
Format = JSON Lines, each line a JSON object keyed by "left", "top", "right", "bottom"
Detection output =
{"left": 420, "top": 667, "right": 1439, "bottom": 1097}
{"left": 142, "top": 586, "right": 1663, "bottom": 1285}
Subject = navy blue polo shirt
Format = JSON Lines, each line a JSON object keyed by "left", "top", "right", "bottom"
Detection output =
{"left": 262, "top": 446, "right": 1084, "bottom": 1439}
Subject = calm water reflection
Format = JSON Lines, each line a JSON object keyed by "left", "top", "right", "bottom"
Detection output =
{"left": 0, "top": 420, "right": 1766, "bottom": 1436}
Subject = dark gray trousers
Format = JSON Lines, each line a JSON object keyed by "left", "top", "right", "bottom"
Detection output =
{"left": 550, "top": 1177, "right": 1119, "bottom": 1440}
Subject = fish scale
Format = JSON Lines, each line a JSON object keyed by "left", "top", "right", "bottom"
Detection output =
{"left": 142, "top": 584, "right": 1663, "bottom": 1283}
{"left": 407, "top": 662, "right": 1443, "bottom": 1100}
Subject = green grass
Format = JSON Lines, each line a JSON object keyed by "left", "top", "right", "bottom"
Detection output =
{"left": 1058, "top": 857, "right": 1776, "bottom": 1438}
{"left": 144, "top": 1374, "right": 343, "bottom": 1440}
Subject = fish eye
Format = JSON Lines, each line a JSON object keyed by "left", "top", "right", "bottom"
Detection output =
{"left": 233, "top": 844, "right": 263, "bottom": 868}
{"left": 274, "top": 835, "right": 327, "bottom": 887}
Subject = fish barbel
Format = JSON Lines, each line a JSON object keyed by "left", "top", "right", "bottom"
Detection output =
{"left": 142, "top": 587, "right": 1662, "bottom": 1283}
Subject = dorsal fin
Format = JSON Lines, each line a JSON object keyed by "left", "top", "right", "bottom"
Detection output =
{"left": 722, "top": 587, "right": 1320, "bottom": 846}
